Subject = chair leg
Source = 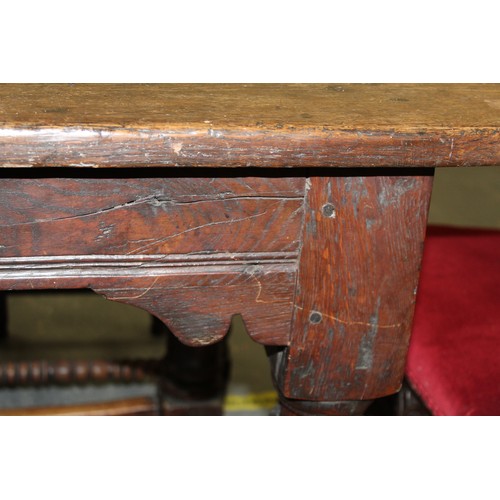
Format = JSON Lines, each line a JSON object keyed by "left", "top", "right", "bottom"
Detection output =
{"left": 0, "top": 309, "right": 229, "bottom": 415}
{"left": 159, "top": 326, "right": 230, "bottom": 415}
{"left": 395, "top": 381, "right": 431, "bottom": 416}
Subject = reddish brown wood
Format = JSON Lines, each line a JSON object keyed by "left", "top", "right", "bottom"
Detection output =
{"left": 0, "top": 84, "right": 496, "bottom": 415}
{"left": 1, "top": 127, "right": 497, "bottom": 169}
{"left": 278, "top": 396, "right": 372, "bottom": 416}
{"left": 0, "top": 397, "right": 158, "bottom": 416}
{"left": 0, "top": 175, "right": 303, "bottom": 257}
{"left": 273, "top": 172, "right": 435, "bottom": 401}
{"left": 0, "top": 84, "right": 498, "bottom": 169}
{"left": 161, "top": 397, "right": 225, "bottom": 416}
{"left": 0, "top": 359, "right": 155, "bottom": 386}
{"left": 0, "top": 173, "right": 301, "bottom": 347}
{"left": 0, "top": 270, "right": 295, "bottom": 347}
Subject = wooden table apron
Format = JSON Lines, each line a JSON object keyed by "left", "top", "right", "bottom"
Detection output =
{"left": 0, "top": 167, "right": 434, "bottom": 407}
{"left": 0, "top": 84, "right": 497, "bottom": 415}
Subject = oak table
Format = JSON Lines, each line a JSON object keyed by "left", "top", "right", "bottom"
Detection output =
{"left": 0, "top": 84, "right": 498, "bottom": 415}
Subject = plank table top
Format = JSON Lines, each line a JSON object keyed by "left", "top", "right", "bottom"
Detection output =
{"left": 0, "top": 84, "right": 498, "bottom": 415}
{"left": 0, "top": 84, "right": 498, "bottom": 168}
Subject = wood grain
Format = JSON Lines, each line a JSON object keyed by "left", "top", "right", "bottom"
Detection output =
{"left": 0, "top": 262, "right": 296, "bottom": 347}
{"left": 0, "top": 254, "right": 297, "bottom": 351}
{"left": 274, "top": 172, "right": 434, "bottom": 401}
{"left": 0, "top": 176, "right": 303, "bottom": 257}
{"left": 0, "top": 84, "right": 498, "bottom": 168}
{"left": 0, "top": 397, "right": 157, "bottom": 416}
{"left": 1, "top": 84, "right": 495, "bottom": 414}
{"left": 0, "top": 174, "right": 301, "bottom": 346}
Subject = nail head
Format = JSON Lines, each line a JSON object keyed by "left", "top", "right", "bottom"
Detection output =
{"left": 309, "top": 311, "right": 322, "bottom": 324}
{"left": 322, "top": 204, "right": 336, "bottom": 218}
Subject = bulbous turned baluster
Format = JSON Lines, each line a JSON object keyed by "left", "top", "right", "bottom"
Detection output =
{"left": 0, "top": 359, "right": 161, "bottom": 387}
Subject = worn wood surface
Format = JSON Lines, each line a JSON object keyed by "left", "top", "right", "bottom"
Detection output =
{"left": 0, "top": 263, "right": 296, "bottom": 348}
{"left": 278, "top": 397, "right": 372, "bottom": 416}
{"left": 0, "top": 396, "right": 157, "bottom": 416}
{"left": 0, "top": 174, "right": 301, "bottom": 346}
{"left": 1, "top": 84, "right": 495, "bottom": 414}
{"left": 273, "top": 172, "right": 434, "bottom": 401}
{"left": 0, "top": 175, "right": 303, "bottom": 257}
{"left": 0, "top": 84, "right": 498, "bottom": 168}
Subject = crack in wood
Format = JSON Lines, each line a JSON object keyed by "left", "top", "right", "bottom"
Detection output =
{"left": 293, "top": 305, "right": 402, "bottom": 330}
{"left": 109, "top": 276, "right": 161, "bottom": 300}
{"left": 126, "top": 204, "right": 280, "bottom": 255}
{"left": 0, "top": 194, "right": 302, "bottom": 228}
{"left": 0, "top": 197, "right": 151, "bottom": 227}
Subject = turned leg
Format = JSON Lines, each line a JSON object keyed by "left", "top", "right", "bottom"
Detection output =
{"left": 159, "top": 325, "right": 230, "bottom": 415}
{"left": 269, "top": 172, "right": 435, "bottom": 414}
{"left": 278, "top": 396, "right": 372, "bottom": 416}
{"left": 267, "top": 347, "right": 372, "bottom": 415}
{"left": 150, "top": 316, "right": 231, "bottom": 415}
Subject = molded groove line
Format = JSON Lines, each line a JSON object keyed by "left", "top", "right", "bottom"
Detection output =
{"left": 0, "top": 251, "right": 298, "bottom": 267}
{"left": 0, "top": 254, "right": 298, "bottom": 279}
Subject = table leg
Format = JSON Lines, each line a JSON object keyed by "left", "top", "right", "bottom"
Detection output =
{"left": 269, "top": 171, "right": 435, "bottom": 414}
{"left": 278, "top": 393, "right": 372, "bottom": 416}
{"left": 160, "top": 327, "right": 230, "bottom": 415}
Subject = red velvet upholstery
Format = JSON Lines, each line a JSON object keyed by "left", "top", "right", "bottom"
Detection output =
{"left": 406, "top": 226, "right": 500, "bottom": 416}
